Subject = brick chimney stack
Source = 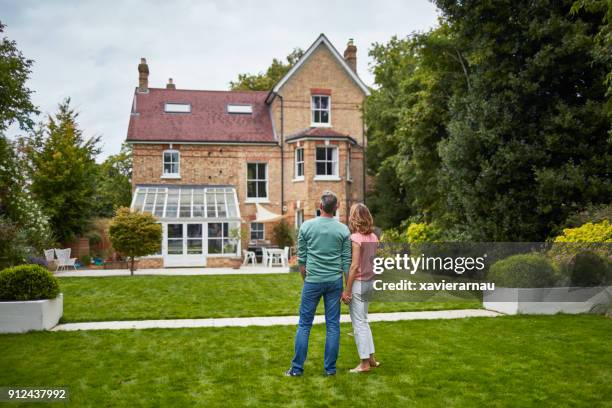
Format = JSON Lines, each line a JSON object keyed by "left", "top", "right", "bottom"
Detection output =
{"left": 138, "top": 58, "right": 149, "bottom": 93}
{"left": 343, "top": 39, "right": 357, "bottom": 73}
{"left": 166, "top": 78, "right": 176, "bottom": 89}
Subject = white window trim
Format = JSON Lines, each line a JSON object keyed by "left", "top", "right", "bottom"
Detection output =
{"left": 314, "top": 145, "right": 340, "bottom": 180}
{"left": 164, "top": 103, "right": 191, "bottom": 113}
{"left": 310, "top": 95, "right": 331, "bottom": 127}
{"left": 293, "top": 147, "right": 304, "bottom": 181}
{"left": 346, "top": 147, "right": 352, "bottom": 182}
{"left": 162, "top": 149, "right": 180, "bottom": 178}
{"left": 250, "top": 222, "right": 265, "bottom": 241}
{"left": 245, "top": 162, "right": 269, "bottom": 203}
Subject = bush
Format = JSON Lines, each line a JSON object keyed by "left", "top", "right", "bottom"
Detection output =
{"left": 406, "top": 223, "right": 442, "bottom": 243}
{"left": 80, "top": 255, "right": 91, "bottom": 266}
{"left": 567, "top": 251, "right": 611, "bottom": 287}
{"left": 488, "top": 253, "right": 557, "bottom": 288}
{"left": 554, "top": 220, "right": 612, "bottom": 243}
{"left": 272, "top": 220, "right": 294, "bottom": 249}
{"left": 0, "top": 265, "right": 60, "bottom": 301}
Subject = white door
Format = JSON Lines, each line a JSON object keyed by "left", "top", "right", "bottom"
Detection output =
{"left": 164, "top": 223, "right": 207, "bottom": 267}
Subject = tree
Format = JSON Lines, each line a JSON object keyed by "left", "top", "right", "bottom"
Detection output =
{"left": 25, "top": 99, "right": 101, "bottom": 243}
{"left": 364, "top": 27, "right": 466, "bottom": 229}
{"left": 0, "top": 21, "right": 38, "bottom": 132}
{"left": 434, "top": 0, "right": 611, "bottom": 241}
{"left": 93, "top": 144, "right": 133, "bottom": 218}
{"left": 109, "top": 207, "right": 162, "bottom": 274}
{"left": 229, "top": 48, "right": 304, "bottom": 91}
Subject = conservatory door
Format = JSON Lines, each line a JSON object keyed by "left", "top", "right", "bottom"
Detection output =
{"left": 164, "top": 223, "right": 207, "bottom": 267}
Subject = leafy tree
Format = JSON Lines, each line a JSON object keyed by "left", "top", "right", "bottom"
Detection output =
{"left": 109, "top": 207, "right": 162, "bottom": 274}
{"left": 25, "top": 99, "right": 101, "bottom": 243}
{"left": 0, "top": 21, "right": 38, "bottom": 132}
{"left": 272, "top": 219, "right": 294, "bottom": 249}
{"left": 229, "top": 48, "right": 304, "bottom": 91}
{"left": 93, "top": 143, "right": 133, "bottom": 218}
{"left": 365, "top": 27, "right": 466, "bottom": 229}
{"left": 435, "top": 0, "right": 611, "bottom": 241}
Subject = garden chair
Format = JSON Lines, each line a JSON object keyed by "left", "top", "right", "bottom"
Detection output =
{"left": 261, "top": 247, "right": 270, "bottom": 267}
{"left": 54, "top": 248, "right": 77, "bottom": 271}
{"left": 43, "top": 249, "right": 55, "bottom": 263}
{"left": 282, "top": 246, "right": 290, "bottom": 268}
{"left": 268, "top": 248, "right": 284, "bottom": 268}
{"left": 242, "top": 249, "right": 256, "bottom": 266}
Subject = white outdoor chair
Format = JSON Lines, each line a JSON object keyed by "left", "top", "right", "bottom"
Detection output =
{"left": 55, "top": 248, "right": 77, "bottom": 271}
{"left": 242, "top": 250, "right": 256, "bottom": 266}
{"left": 282, "top": 246, "right": 290, "bottom": 267}
{"left": 261, "top": 247, "right": 270, "bottom": 267}
{"left": 269, "top": 249, "right": 284, "bottom": 268}
{"left": 43, "top": 249, "right": 55, "bottom": 263}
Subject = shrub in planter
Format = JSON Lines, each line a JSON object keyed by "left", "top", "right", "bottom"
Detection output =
{"left": 488, "top": 253, "right": 557, "bottom": 288}
{"left": 80, "top": 255, "right": 91, "bottom": 266}
{"left": 0, "top": 265, "right": 60, "bottom": 301}
{"left": 567, "top": 251, "right": 611, "bottom": 287}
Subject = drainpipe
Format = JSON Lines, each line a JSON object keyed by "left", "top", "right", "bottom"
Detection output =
{"left": 362, "top": 113, "right": 366, "bottom": 205}
{"left": 278, "top": 93, "right": 285, "bottom": 215}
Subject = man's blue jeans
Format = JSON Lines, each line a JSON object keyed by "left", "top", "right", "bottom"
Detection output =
{"left": 291, "top": 277, "right": 343, "bottom": 375}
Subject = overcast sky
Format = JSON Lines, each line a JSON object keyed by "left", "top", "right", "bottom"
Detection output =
{"left": 2, "top": 0, "right": 439, "bottom": 160}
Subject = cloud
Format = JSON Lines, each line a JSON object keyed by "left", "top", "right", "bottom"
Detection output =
{"left": 1, "top": 0, "right": 439, "bottom": 160}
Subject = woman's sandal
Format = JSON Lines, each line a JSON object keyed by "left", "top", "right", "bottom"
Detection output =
{"left": 349, "top": 365, "right": 371, "bottom": 373}
{"left": 370, "top": 361, "right": 381, "bottom": 368}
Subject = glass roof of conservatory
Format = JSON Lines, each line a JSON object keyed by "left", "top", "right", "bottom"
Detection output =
{"left": 130, "top": 185, "right": 240, "bottom": 220}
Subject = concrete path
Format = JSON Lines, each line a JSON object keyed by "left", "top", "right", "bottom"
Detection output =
{"left": 54, "top": 265, "right": 289, "bottom": 277}
{"left": 52, "top": 309, "right": 501, "bottom": 332}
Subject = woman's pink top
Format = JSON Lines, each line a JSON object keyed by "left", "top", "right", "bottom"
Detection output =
{"left": 350, "top": 232, "right": 379, "bottom": 281}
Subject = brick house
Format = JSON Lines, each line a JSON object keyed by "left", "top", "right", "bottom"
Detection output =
{"left": 127, "top": 34, "right": 370, "bottom": 267}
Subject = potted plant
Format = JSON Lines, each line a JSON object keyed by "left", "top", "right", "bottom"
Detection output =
{"left": 0, "top": 265, "right": 63, "bottom": 333}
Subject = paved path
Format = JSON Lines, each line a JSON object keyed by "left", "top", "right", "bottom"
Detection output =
{"left": 55, "top": 265, "right": 289, "bottom": 277}
{"left": 52, "top": 309, "right": 501, "bottom": 332}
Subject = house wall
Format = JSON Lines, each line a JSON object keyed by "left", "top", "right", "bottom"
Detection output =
{"left": 131, "top": 142, "right": 282, "bottom": 251}
{"left": 269, "top": 43, "right": 367, "bottom": 227}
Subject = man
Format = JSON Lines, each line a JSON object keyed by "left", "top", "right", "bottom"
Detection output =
{"left": 285, "top": 191, "right": 351, "bottom": 377}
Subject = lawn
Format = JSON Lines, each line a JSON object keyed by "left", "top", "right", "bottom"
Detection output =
{"left": 58, "top": 274, "right": 481, "bottom": 322}
{"left": 0, "top": 315, "right": 610, "bottom": 407}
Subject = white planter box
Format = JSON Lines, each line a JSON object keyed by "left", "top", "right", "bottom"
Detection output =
{"left": 0, "top": 293, "right": 63, "bottom": 333}
{"left": 483, "top": 287, "right": 612, "bottom": 315}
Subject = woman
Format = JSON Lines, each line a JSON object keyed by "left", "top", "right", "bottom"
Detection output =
{"left": 342, "top": 203, "right": 380, "bottom": 373}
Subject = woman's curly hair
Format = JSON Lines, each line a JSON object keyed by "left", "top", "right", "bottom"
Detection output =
{"left": 349, "top": 203, "right": 374, "bottom": 234}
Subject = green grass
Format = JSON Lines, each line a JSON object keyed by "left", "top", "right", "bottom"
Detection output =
{"left": 0, "top": 315, "right": 610, "bottom": 407}
{"left": 58, "top": 274, "right": 481, "bottom": 322}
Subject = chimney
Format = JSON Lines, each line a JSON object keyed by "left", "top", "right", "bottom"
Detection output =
{"left": 138, "top": 58, "right": 149, "bottom": 93}
{"left": 166, "top": 78, "right": 176, "bottom": 89}
{"left": 343, "top": 39, "right": 357, "bottom": 73}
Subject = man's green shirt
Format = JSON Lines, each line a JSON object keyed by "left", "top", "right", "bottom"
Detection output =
{"left": 297, "top": 216, "right": 351, "bottom": 283}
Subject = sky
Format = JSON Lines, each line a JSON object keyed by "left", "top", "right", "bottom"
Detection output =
{"left": 1, "top": 0, "right": 440, "bottom": 160}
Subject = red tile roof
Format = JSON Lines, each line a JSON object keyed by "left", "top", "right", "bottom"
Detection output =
{"left": 127, "top": 88, "right": 276, "bottom": 143}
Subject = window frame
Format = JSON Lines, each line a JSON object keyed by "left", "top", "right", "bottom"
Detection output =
{"left": 294, "top": 147, "right": 304, "bottom": 181}
{"left": 314, "top": 146, "right": 339, "bottom": 180}
{"left": 250, "top": 222, "right": 265, "bottom": 241}
{"left": 246, "top": 162, "right": 269, "bottom": 203}
{"left": 311, "top": 95, "right": 331, "bottom": 127}
{"left": 162, "top": 149, "right": 180, "bottom": 179}
{"left": 346, "top": 147, "right": 352, "bottom": 182}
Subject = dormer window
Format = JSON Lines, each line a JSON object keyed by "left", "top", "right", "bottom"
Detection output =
{"left": 162, "top": 150, "right": 180, "bottom": 178}
{"left": 164, "top": 103, "right": 191, "bottom": 113}
{"left": 227, "top": 104, "right": 253, "bottom": 114}
{"left": 311, "top": 95, "right": 330, "bottom": 126}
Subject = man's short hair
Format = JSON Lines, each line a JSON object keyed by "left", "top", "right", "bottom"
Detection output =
{"left": 320, "top": 191, "right": 338, "bottom": 215}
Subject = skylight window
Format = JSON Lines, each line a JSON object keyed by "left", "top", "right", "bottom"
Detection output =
{"left": 164, "top": 103, "right": 191, "bottom": 113}
{"left": 227, "top": 104, "right": 253, "bottom": 114}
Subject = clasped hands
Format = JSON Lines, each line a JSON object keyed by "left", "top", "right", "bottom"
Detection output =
{"left": 341, "top": 290, "right": 352, "bottom": 304}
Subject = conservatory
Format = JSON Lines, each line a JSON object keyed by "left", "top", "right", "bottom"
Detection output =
{"left": 130, "top": 185, "right": 241, "bottom": 267}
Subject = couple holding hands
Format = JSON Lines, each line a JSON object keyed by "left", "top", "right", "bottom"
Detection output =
{"left": 285, "top": 191, "right": 379, "bottom": 377}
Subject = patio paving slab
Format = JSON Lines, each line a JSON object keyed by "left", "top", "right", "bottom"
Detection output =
{"left": 54, "top": 265, "right": 289, "bottom": 277}
{"left": 52, "top": 309, "right": 501, "bottom": 332}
